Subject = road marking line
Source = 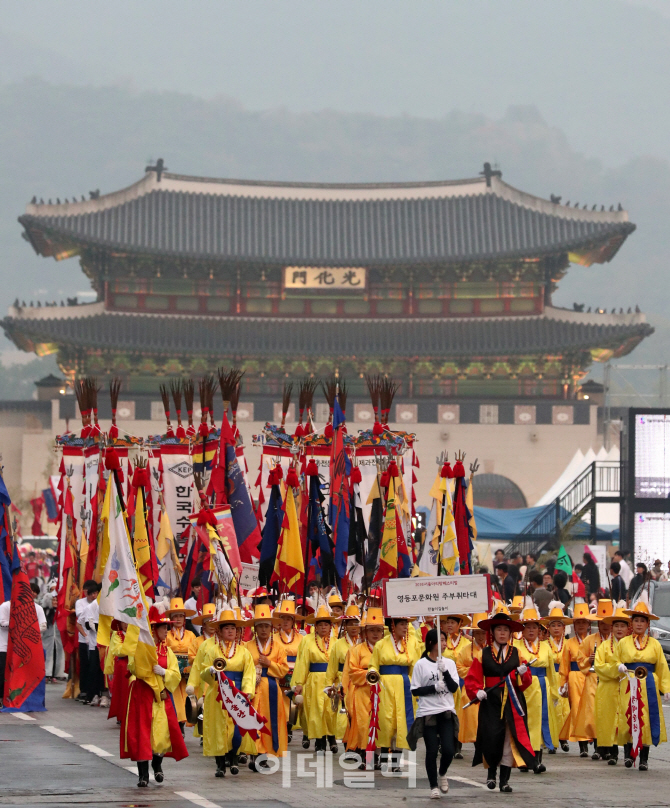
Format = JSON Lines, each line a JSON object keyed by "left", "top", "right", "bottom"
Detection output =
{"left": 9, "top": 713, "right": 36, "bottom": 721}
{"left": 174, "top": 791, "right": 222, "bottom": 808}
{"left": 80, "top": 743, "right": 113, "bottom": 757}
{"left": 448, "top": 775, "right": 488, "bottom": 790}
{"left": 42, "top": 725, "right": 73, "bottom": 738}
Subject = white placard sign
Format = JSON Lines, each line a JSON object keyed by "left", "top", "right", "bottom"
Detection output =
{"left": 383, "top": 574, "right": 491, "bottom": 618}
{"left": 240, "top": 562, "right": 260, "bottom": 590}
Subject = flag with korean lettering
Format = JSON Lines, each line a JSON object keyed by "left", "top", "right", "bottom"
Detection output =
{"left": 161, "top": 444, "right": 195, "bottom": 544}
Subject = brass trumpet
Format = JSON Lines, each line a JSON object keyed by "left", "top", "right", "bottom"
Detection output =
{"left": 212, "top": 657, "right": 227, "bottom": 672}
{"left": 366, "top": 669, "right": 381, "bottom": 685}
{"left": 634, "top": 666, "right": 648, "bottom": 680}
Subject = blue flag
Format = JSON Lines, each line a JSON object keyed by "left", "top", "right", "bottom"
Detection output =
{"left": 258, "top": 483, "right": 283, "bottom": 588}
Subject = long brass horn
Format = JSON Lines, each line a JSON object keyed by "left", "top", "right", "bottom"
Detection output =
{"left": 366, "top": 669, "right": 380, "bottom": 685}
{"left": 634, "top": 666, "right": 648, "bottom": 680}
{"left": 212, "top": 657, "right": 227, "bottom": 671}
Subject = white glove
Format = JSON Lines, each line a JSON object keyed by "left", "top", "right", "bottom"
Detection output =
{"left": 559, "top": 683, "right": 568, "bottom": 697}
{"left": 209, "top": 666, "right": 218, "bottom": 677}
{"left": 152, "top": 664, "right": 166, "bottom": 676}
{"left": 436, "top": 657, "right": 447, "bottom": 673}
{"left": 185, "top": 685, "right": 195, "bottom": 696}
{"left": 517, "top": 664, "right": 528, "bottom": 676}
{"left": 476, "top": 689, "right": 487, "bottom": 701}
{"left": 434, "top": 679, "right": 446, "bottom": 693}
{"left": 618, "top": 663, "right": 628, "bottom": 675}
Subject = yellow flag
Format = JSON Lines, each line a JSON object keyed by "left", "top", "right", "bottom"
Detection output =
{"left": 132, "top": 489, "right": 153, "bottom": 598}
{"left": 273, "top": 484, "right": 304, "bottom": 591}
{"left": 377, "top": 477, "right": 398, "bottom": 577}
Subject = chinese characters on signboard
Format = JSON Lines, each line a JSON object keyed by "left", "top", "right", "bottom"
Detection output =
{"left": 284, "top": 267, "right": 367, "bottom": 290}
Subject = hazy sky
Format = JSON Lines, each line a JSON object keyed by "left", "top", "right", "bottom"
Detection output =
{"left": 2, "top": 0, "right": 670, "bottom": 165}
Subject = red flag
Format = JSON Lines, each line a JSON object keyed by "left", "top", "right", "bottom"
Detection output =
{"left": 572, "top": 570, "right": 586, "bottom": 598}
{"left": 3, "top": 566, "right": 46, "bottom": 710}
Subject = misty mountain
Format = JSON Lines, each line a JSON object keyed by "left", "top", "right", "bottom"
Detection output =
{"left": 1, "top": 78, "right": 668, "bottom": 377}
{"left": 2, "top": 0, "right": 670, "bottom": 164}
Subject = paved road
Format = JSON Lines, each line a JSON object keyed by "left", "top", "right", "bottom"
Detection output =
{"left": 1, "top": 682, "right": 670, "bottom": 807}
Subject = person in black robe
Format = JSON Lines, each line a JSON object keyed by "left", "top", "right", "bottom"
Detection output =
{"left": 464, "top": 612, "right": 535, "bottom": 793}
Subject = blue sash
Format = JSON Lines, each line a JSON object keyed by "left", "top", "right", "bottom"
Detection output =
{"left": 554, "top": 663, "right": 560, "bottom": 673}
{"left": 626, "top": 662, "right": 661, "bottom": 746}
{"left": 379, "top": 665, "right": 414, "bottom": 731}
{"left": 226, "top": 670, "right": 243, "bottom": 751}
{"left": 309, "top": 663, "right": 328, "bottom": 673}
{"left": 570, "top": 662, "right": 580, "bottom": 672}
{"left": 261, "top": 669, "right": 280, "bottom": 753}
{"left": 287, "top": 655, "right": 297, "bottom": 663}
{"left": 530, "top": 668, "right": 555, "bottom": 751}
{"left": 338, "top": 662, "right": 344, "bottom": 672}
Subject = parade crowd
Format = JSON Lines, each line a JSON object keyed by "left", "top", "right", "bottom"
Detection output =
{"left": 5, "top": 559, "right": 669, "bottom": 799}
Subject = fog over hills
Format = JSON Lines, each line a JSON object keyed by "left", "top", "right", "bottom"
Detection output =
{"left": 0, "top": 0, "right": 668, "bottom": 396}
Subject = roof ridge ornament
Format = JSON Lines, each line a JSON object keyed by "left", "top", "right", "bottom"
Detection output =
{"left": 479, "top": 162, "right": 502, "bottom": 187}
{"left": 145, "top": 157, "right": 167, "bottom": 182}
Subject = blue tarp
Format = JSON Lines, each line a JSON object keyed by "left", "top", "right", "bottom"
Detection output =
{"left": 473, "top": 505, "right": 612, "bottom": 541}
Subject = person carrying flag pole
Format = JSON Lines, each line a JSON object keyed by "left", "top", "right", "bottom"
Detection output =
{"left": 123, "top": 607, "right": 189, "bottom": 786}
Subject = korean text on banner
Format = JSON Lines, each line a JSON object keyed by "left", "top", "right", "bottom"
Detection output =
{"left": 383, "top": 574, "right": 491, "bottom": 618}
{"left": 240, "top": 562, "right": 260, "bottom": 590}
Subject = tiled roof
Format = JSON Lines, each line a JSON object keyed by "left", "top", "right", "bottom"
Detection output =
{"left": 20, "top": 171, "right": 634, "bottom": 266}
{"left": 3, "top": 308, "right": 652, "bottom": 359}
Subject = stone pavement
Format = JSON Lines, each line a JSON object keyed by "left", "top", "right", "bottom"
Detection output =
{"left": 1, "top": 682, "right": 670, "bottom": 808}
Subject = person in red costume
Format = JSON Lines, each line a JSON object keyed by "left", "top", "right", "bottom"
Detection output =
{"left": 121, "top": 607, "right": 188, "bottom": 787}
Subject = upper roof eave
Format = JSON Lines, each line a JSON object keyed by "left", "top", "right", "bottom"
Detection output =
{"left": 17, "top": 214, "right": 635, "bottom": 266}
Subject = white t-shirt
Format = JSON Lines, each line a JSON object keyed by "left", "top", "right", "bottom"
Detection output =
{"left": 410, "top": 655, "right": 458, "bottom": 718}
{"left": 185, "top": 597, "right": 201, "bottom": 635}
{"left": 0, "top": 599, "right": 47, "bottom": 652}
{"left": 0, "top": 600, "right": 10, "bottom": 652}
{"left": 76, "top": 597, "right": 98, "bottom": 649}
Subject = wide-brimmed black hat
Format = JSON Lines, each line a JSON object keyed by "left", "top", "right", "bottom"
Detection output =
{"left": 477, "top": 611, "right": 523, "bottom": 634}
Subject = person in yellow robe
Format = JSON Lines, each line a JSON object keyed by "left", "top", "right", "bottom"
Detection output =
{"left": 326, "top": 603, "right": 361, "bottom": 745}
{"left": 574, "top": 599, "right": 613, "bottom": 759}
{"left": 369, "top": 616, "right": 420, "bottom": 770}
{"left": 514, "top": 607, "right": 557, "bottom": 772}
{"left": 292, "top": 604, "right": 338, "bottom": 752}
{"left": 616, "top": 600, "right": 670, "bottom": 770}
{"left": 273, "top": 598, "right": 305, "bottom": 743}
{"left": 594, "top": 607, "right": 630, "bottom": 765}
{"left": 165, "top": 597, "right": 196, "bottom": 732}
{"left": 541, "top": 605, "right": 572, "bottom": 753}
{"left": 439, "top": 613, "right": 471, "bottom": 758}
{"left": 200, "top": 608, "right": 256, "bottom": 777}
{"left": 244, "top": 604, "right": 290, "bottom": 766}
{"left": 185, "top": 603, "right": 217, "bottom": 737}
{"left": 342, "top": 607, "right": 385, "bottom": 767}
{"left": 559, "top": 602, "right": 595, "bottom": 756}
{"left": 455, "top": 613, "right": 487, "bottom": 747}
